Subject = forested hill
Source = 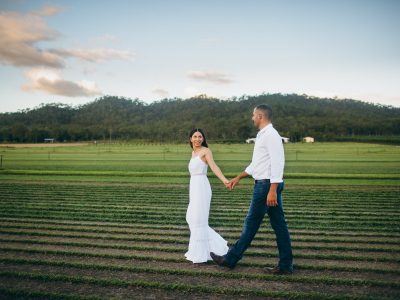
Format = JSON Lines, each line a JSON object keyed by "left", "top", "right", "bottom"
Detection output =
{"left": 1, "top": 94, "right": 399, "bottom": 143}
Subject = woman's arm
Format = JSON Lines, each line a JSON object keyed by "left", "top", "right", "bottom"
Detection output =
{"left": 202, "top": 148, "right": 229, "bottom": 184}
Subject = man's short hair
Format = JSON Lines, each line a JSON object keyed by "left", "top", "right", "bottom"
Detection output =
{"left": 255, "top": 104, "right": 272, "bottom": 120}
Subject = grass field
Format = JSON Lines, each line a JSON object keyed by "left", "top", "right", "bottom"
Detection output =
{"left": 0, "top": 142, "right": 399, "bottom": 299}
{"left": 1, "top": 142, "right": 399, "bottom": 185}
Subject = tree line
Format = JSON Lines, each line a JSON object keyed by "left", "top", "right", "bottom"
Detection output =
{"left": 0, "top": 93, "right": 399, "bottom": 143}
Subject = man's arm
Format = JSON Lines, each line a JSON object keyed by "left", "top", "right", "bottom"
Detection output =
{"left": 227, "top": 157, "right": 254, "bottom": 190}
{"left": 265, "top": 133, "right": 284, "bottom": 206}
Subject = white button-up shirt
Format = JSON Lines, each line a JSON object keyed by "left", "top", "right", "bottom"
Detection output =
{"left": 245, "top": 123, "right": 284, "bottom": 183}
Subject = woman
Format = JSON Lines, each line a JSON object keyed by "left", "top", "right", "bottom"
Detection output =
{"left": 185, "top": 128, "right": 230, "bottom": 263}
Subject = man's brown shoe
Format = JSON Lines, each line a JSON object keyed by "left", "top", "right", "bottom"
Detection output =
{"left": 263, "top": 266, "right": 293, "bottom": 275}
{"left": 210, "top": 252, "right": 233, "bottom": 269}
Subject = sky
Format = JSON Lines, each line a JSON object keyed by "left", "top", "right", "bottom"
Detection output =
{"left": 0, "top": 0, "right": 399, "bottom": 113}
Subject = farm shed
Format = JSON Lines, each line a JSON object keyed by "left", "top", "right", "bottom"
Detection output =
{"left": 303, "top": 136, "right": 315, "bottom": 143}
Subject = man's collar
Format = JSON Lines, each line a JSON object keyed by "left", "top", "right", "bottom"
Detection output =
{"left": 257, "top": 123, "right": 272, "bottom": 135}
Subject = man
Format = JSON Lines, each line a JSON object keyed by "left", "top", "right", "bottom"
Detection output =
{"left": 210, "top": 104, "right": 293, "bottom": 275}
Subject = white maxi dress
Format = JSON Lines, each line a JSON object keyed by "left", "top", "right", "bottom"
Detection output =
{"left": 185, "top": 155, "right": 229, "bottom": 263}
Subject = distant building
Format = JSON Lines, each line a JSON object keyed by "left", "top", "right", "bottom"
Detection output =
{"left": 44, "top": 138, "right": 55, "bottom": 143}
{"left": 282, "top": 137, "right": 290, "bottom": 143}
{"left": 246, "top": 138, "right": 256, "bottom": 144}
{"left": 303, "top": 136, "right": 315, "bottom": 143}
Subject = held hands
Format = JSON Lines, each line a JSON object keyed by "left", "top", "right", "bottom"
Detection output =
{"left": 224, "top": 176, "right": 240, "bottom": 190}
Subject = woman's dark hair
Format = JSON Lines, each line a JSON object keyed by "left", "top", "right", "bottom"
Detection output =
{"left": 189, "top": 128, "right": 208, "bottom": 149}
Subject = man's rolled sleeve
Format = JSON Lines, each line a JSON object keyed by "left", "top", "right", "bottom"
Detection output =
{"left": 266, "top": 134, "right": 284, "bottom": 183}
{"left": 245, "top": 163, "right": 254, "bottom": 176}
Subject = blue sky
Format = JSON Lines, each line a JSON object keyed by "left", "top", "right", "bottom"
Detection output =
{"left": 0, "top": 0, "right": 399, "bottom": 112}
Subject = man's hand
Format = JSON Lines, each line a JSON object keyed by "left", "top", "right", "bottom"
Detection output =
{"left": 266, "top": 183, "right": 278, "bottom": 206}
{"left": 266, "top": 191, "right": 278, "bottom": 206}
{"left": 228, "top": 177, "right": 241, "bottom": 190}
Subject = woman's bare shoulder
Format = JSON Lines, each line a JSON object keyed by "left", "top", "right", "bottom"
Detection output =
{"left": 202, "top": 147, "right": 212, "bottom": 155}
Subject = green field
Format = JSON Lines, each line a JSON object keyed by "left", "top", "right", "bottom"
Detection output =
{"left": 1, "top": 142, "right": 399, "bottom": 185}
{"left": 0, "top": 142, "right": 399, "bottom": 299}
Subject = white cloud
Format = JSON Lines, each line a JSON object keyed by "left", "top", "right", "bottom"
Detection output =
{"left": 22, "top": 68, "right": 102, "bottom": 97}
{"left": 0, "top": 9, "right": 63, "bottom": 68}
{"left": 187, "top": 70, "right": 234, "bottom": 84}
{"left": 0, "top": 6, "right": 135, "bottom": 98}
{"left": 0, "top": 7, "right": 134, "bottom": 68}
{"left": 50, "top": 48, "right": 134, "bottom": 63}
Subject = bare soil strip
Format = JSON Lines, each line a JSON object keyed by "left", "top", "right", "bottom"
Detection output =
{"left": 1, "top": 263, "right": 399, "bottom": 299}
{"left": 1, "top": 250, "right": 399, "bottom": 283}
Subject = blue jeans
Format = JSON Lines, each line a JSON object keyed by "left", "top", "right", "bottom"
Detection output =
{"left": 224, "top": 180, "right": 293, "bottom": 271}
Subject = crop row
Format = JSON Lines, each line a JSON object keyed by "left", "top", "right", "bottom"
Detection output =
{"left": 1, "top": 237, "right": 398, "bottom": 263}
{"left": 1, "top": 223, "right": 400, "bottom": 245}
{"left": 0, "top": 186, "right": 394, "bottom": 196}
{"left": 2, "top": 223, "right": 398, "bottom": 245}
{"left": 1, "top": 257, "right": 398, "bottom": 289}
{"left": 0, "top": 288, "right": 100, "bottom": 300}
{"left": 2, "top": 193, "right": 397, "bottom": 205}
{"left": 1, "top": 210, "right": 396, "bottom": 223}
{"left": 3, "top": 199, "right": 397, "bottom": 214}
{"left": 2, "top": 205, "right": 400, "bottom": 226}
{"left": 3, "top": 168, "right": 400, "bottom": 180}
{"left": 2, "top": 201, "right": 399, "bottom": 218}
{"left": 1, "top": 213, "right": 397, "bottom": 234}
{"left": 2, "top": 196, "right": 398, "bottom": 209}
{"left": 1, "top": 198, "right": 398, "bottom": 211}
{"left": 1, "top": 180, "right": 397, "bottom": 190}
{"left": 2, "top": 199, "right": 399, "bottom": 217}
{"left": 2, "top": 217, "right": 398, "bottom": 238}
{"left": 2, "top": 199, "right": 397, "bottom": 214}
{"left": 2, "top": 184, "right": 397, "bottom": 194}
{"left": 1, "top": 183, "right": 398, "bottom": 197}
{"left": 1, "top": 230, "right": 398, "bottom": 253}
{"left": 2, "top": 247, "right": 398, "bottom": 275}
{"left": 1, "top": 208, "right": 398, "bottom": 229}
{"left": 1, "top": 270, "right": 387, "bottom": 300}
{"left": 1, "top": 186, "right": 398, "bottom": 200}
